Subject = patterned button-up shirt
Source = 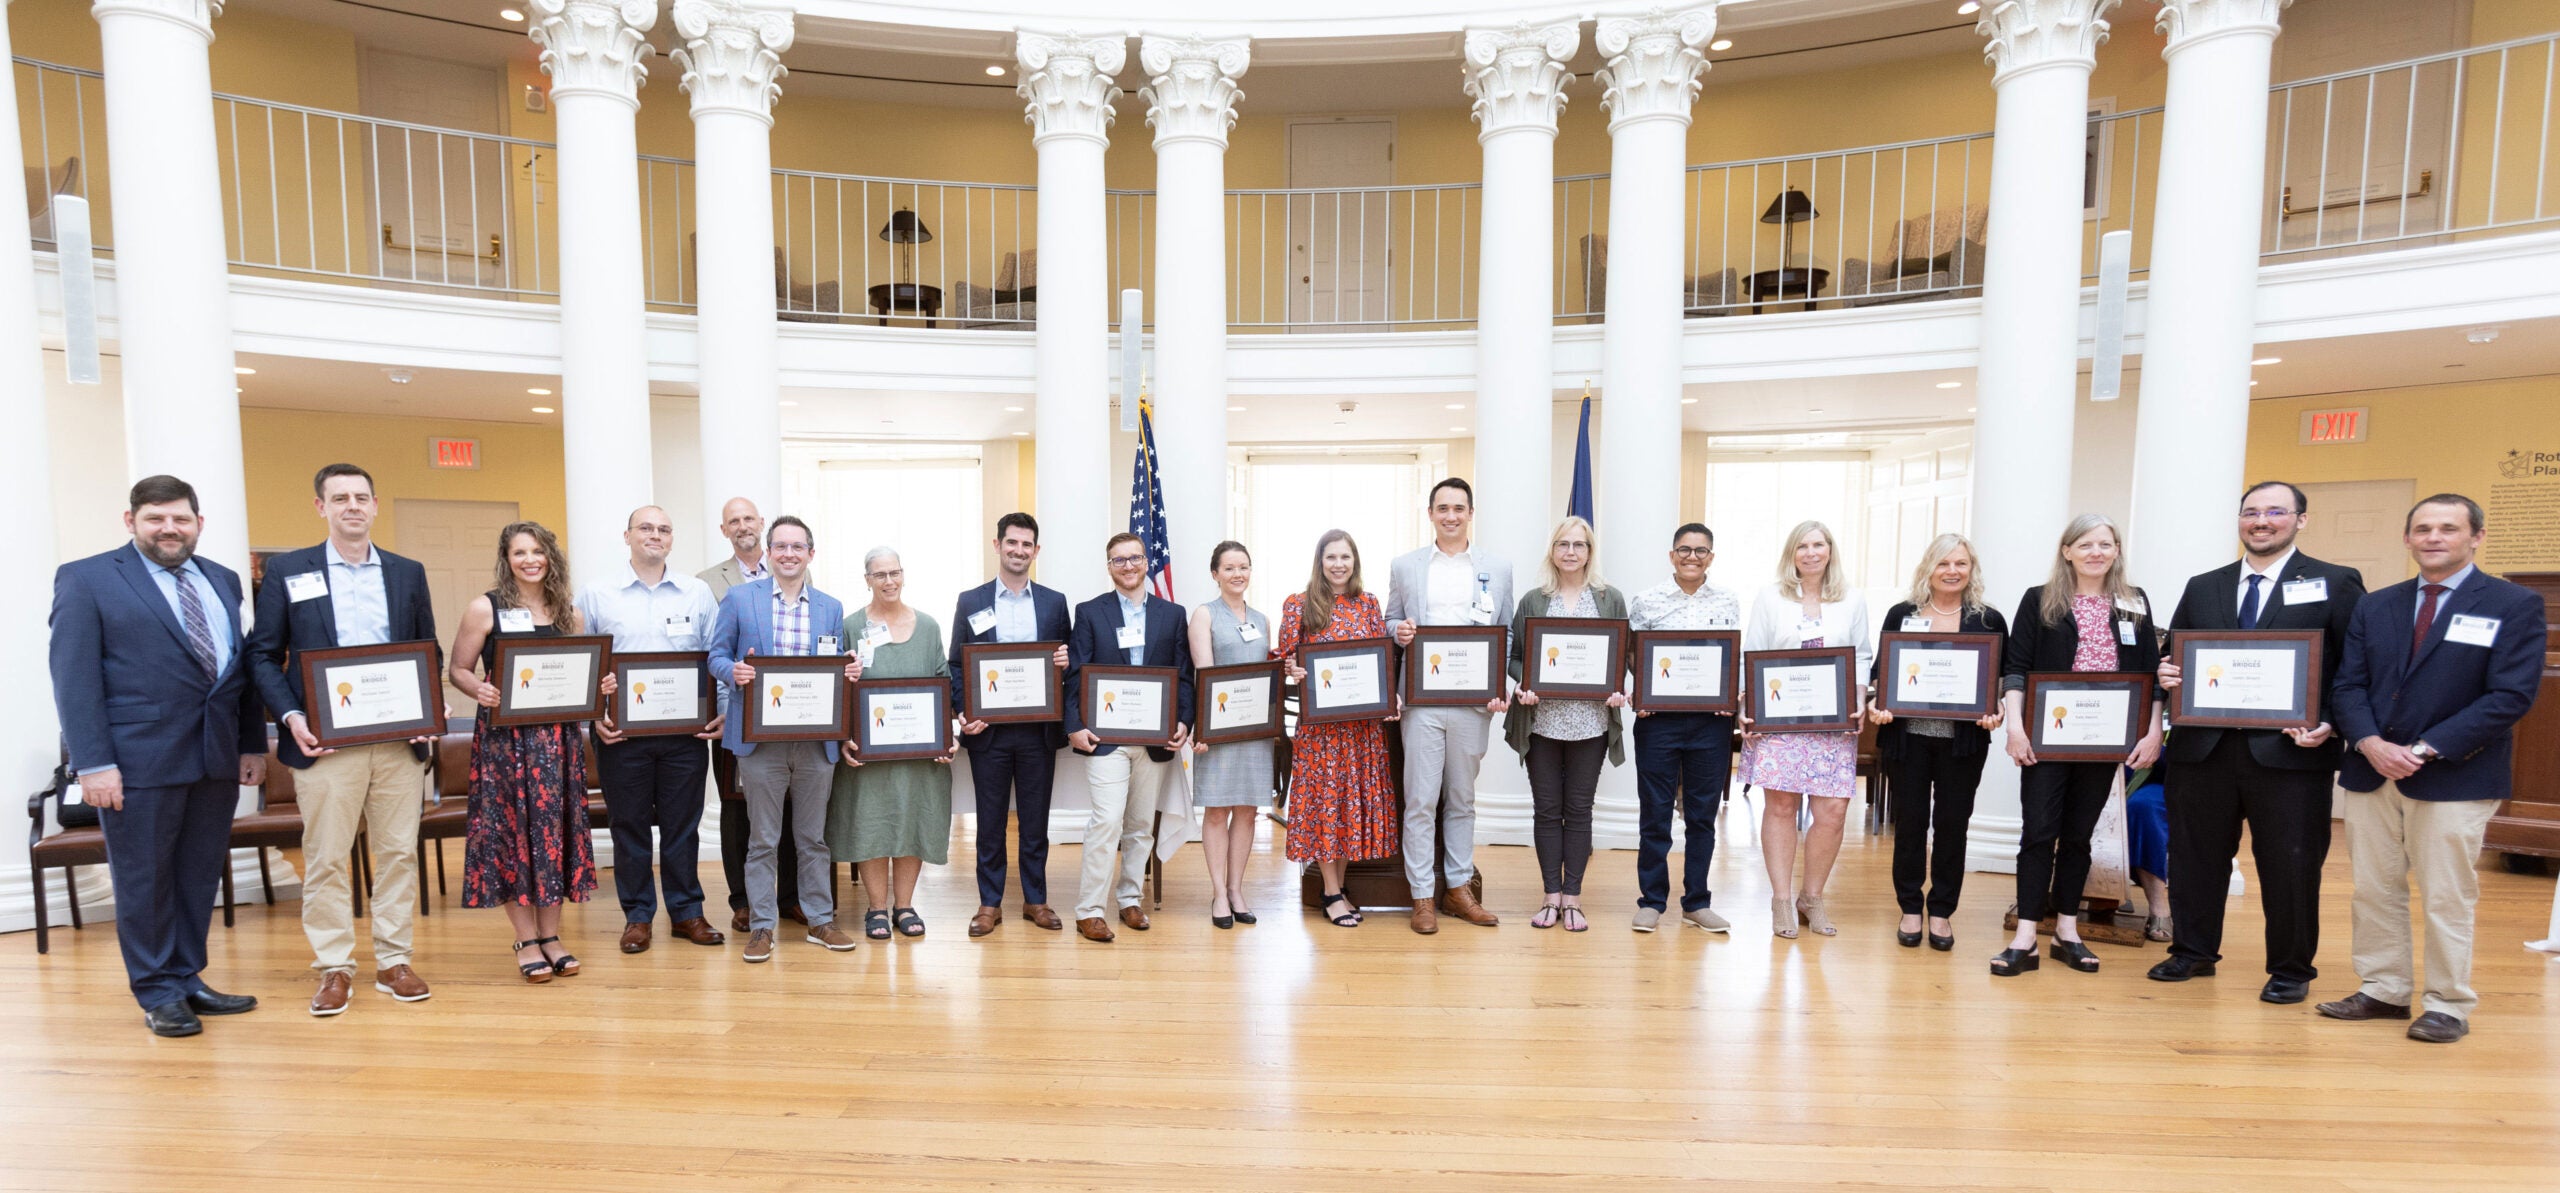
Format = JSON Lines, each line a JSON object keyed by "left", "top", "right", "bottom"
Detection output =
{"left": 1628, "top": 578, "right": 1742, "bottom": 632}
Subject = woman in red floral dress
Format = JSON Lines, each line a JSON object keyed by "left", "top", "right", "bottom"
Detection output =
{"left": 1276, "top": 529, "right": 1398, "bottom": 928}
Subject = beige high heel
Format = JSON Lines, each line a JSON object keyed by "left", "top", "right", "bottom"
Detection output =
{"left": 1771, "top": 895, "right": 1799, "bottom": 940}
{"left": 1797, "top": 894, "right": 1837, "bottom": 937}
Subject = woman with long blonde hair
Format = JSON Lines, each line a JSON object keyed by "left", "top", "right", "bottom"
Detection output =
{"left": 1503, "top": 517, "right": 1628, "bottom": 931}
{"left": 1866, "top": 533, "right": 2005, "bottom": 950}
{"left": 1739, "top": 520, "right": 1872, "bottom": 939}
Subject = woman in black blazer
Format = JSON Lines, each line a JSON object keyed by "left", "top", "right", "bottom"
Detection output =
{"left": 1867, "top": 534, "right": 2007, "bottom": 951}
{"left": 1992, "top": 514, "right": 2164, "bottom": 978}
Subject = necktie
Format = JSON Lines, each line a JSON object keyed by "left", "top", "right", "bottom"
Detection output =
{"left": 2411, "top": 583, "right": 2448, "bottom": 660}
{"left": 2238, "top": 573, "right": 2264, "bottom": 631}
{"left": 168, "top": 566, "right": 220, "bottom": 680}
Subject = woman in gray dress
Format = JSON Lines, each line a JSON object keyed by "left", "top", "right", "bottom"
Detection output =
{"left": 1186, "top": 540, "right": 1274, "bottom": 929}
{"left": 827, "top": 546, "right": 954, "bottom": 941}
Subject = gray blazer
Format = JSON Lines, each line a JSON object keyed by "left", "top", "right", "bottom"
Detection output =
{"left": 1384, "top": 544, "right": 1515, "bottom": 631}
{"left": 696, "top": 555, "right": 763, "bottom": 603}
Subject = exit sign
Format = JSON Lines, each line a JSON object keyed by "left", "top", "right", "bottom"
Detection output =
{"left": 2299, "top": 407, "right": 2368, "bottom": 445}
{"left": 430, "top": 437, "right": 481, "bottom": 469}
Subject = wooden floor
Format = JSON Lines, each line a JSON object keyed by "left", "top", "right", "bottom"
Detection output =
{"left": 5, "top": 809, "right": 2557, "bottom": 1192}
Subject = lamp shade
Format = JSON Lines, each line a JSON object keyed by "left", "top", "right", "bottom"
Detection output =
{"left": 1759, "top": 189, "right": 1818, "bottom": 225}
{"left": 879, "top": 208, "right": 934, "bottom": 244}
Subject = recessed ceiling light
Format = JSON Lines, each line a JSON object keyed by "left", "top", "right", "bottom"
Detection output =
{"left": 1012, "top": 430, "right": 1028, "bottom": 437}
{"left": 2467, "top": 326, "right": 2503, "bottom": 344}
{"left": 2251, "top": 356, "right": 2282, "bottom": 366}
{"left": 385, "top": 368, "right": 413, "bottom": 385}
{"left": 1444, "top": 402, "right": 1467, "bottom": 410}
{"left": 530, "top": 405, "right": 554, "bottom": 413}
{"left": 1709, "top": 38, "right": 1733, "bottom": 51}
{"left": 234, "top": 386, "right": 243, "bottom": 393}
{"left": 234, "top": 366, "right": 255, "bottom": 375}
{"left": 526, "top": 387, "right": 551, "bottom": 395}
{"left": 985, "top": 65, "right": 1006, "bottom": 77}
{"left": 1934, "top": 380, "right": 1962, "bottom": 389}
{"left": 1957, "top": 2, "right": 1981, "bottom": 14}
{"left": 1680, "top": 398, "right": 1698, "bottom": 405}
{"left": 1449, "top": 425, "right": 1469, "bottom": 433}
{"left": 499, "top": 7, "right": 524, "bottom": 22}
{"left": 2250, "top": 380, "right": 2260, "bottom": 386}
{"left": 1966, "top": 406, "right": 1976, "bottom": 413}
{"left": 1228, "top": 404, "right": 1246, "bottom": 412}
{"left": 1003, "top": 405, "right": 1024, "bottom": 412}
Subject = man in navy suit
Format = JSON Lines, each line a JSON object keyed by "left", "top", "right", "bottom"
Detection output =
{"left": 1061, "top": 532, "right": 1195, "bottom": 942}
{"left": 244, "top": 463, "right": 439, "bottom": 1017}
{"left": 2319, "top": 494, "right": 2545, "bottom": 1043}
{"left": 2150, "top": 480, "right": 2366, "bottom": 1003}
{"left": 947, "top": 512, "right": 1072, "bottom": 938}
{"left": 49, "top": 476, "right": 267, "bottom": 1037}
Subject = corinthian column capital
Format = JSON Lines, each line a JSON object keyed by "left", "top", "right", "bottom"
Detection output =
{"left": 1464, "top": 19, "right": 1579, "bottom": 140}
{"left": 1017, "top": 30, "right": 1125, "bottom": 147}
{"left": 1595, "top": 6, "right": 1718, "bottom": 131}
{"left": 530, "top": 0, "right": 659, "bottom": 108}
{"left": 673, "top": 0, "right": 793, "bottom": 122}
{"left": 1138, "top": 35, "right": 1248, "bottom": 149}
{"left": 2154, "top": 0, "right": 2288, "bottom": 55}
{"left": 1976, "top": 0, "right": 2119, "bottom": 85}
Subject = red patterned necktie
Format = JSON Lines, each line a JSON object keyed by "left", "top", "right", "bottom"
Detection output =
{"left": 2410, "top": 583, "right": 2447, "bottom": 660}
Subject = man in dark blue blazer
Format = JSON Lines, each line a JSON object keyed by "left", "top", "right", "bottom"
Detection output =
{"left": 1060, "top": 532, "right": 1195, "bottom": 942}
{"left": 946, "top": 512, "right": 1072, "bottom": 938}
{"left": 243, "top": 463, "right": 440, "bottom": 1017}
{"left": 2318, "top": 494, "right": 2546, "bottom": 1044}
{"left": 2150, "top": 481, "right": 2366, "bottom": 1003}
{"left": 49, "top": 476, "right": 267, "bottom": 1037}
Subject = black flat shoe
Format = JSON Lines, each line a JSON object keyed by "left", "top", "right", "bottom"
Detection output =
{"left": 186, "top": 988, "right": 258, "bottom": 1016}
{"left": 143, "top": 1001, "right": 203, "bottom": 1038}
{"left": 2260, "top": 977, "right": 2310, "bottom": 1004}
{"left": 2147, "top": 955, "right": 2215, "bottom": 982}
{"left": 1897, "top": 928, "right": 1923, "bottom": 948}
{"left": 1212, "top": 913, "right": 1234, "bottom": 929}
{"left": 2050, "top": 940, "right": 2100, "bottom": 973}
{"left": 1231, "top": 909, "right": 1257, "bottom": 925}
{"left": 1990, "top": 947, "right": 2040, "bottom": 977}
{"left": 1928, "top": 931, "right": 1954, "bottom": 952}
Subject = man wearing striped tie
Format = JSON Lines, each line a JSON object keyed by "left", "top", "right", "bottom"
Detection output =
{"left": 48, "top": 476, "right": 269, "bottom": 1037}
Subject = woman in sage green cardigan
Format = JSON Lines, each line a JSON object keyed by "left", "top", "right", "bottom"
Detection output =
{"left": 1503, "top": 517, "right": 1628, "bottom": 931}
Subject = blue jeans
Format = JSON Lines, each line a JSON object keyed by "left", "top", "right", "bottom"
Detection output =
{"left": 1633, "top": 712, "right": 1733, "bottom": 912}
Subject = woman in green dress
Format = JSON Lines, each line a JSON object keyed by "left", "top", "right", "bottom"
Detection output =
{"left": 827, "top": 546, "right": 955, "bottom": 941}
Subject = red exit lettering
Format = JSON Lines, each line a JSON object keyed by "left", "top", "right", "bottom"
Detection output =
{"left": 2299, "top": 408, "right": 2367, "bottom": 445}
{"left": 430, "top": 438, "right": 480, "bottom": 469}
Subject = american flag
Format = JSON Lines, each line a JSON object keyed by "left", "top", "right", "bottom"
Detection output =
{"left": 1129, "top": 398, "right": 1175, "bottom": 601}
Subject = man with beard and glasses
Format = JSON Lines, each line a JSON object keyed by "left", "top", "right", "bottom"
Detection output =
{"left": 700, "top": 497, "right": 798, "bottom": 930}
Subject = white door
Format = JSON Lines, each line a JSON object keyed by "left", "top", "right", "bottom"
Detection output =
{"left": 395, "top": 497, "right": 521, "bottom": 716}
{"left": 2268, "top": 0, "right": 2465, "bottom": 254}
{"left": 2295, "top": 478, "right": 2414, "bottom": 590}
{"left": 1286, "top": 119, "right": 1395, "bottom": 328}
{"left": 360, "top": 50, "right": 508, "bottom": 288}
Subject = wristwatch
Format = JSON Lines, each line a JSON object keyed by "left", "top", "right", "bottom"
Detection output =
{"left": 2411, "top": 741, "right": 2440, "bottom": 761}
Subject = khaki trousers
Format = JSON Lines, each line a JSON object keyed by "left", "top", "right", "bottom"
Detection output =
{"left": 1077, "top": 749, "right": 1165, "bottom": 921}
{"left": 297, "top": 741, "right": 427, "bottom": 973}
{"left": 2345, "top": 781, "right": 2498, "bottom": 1019}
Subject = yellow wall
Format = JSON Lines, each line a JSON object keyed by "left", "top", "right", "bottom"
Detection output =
{"left": 240, "top": 408, "right": 565, "bottom": 552}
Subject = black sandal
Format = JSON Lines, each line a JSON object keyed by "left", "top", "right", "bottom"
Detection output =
{"left": 863, "top": 910, "right": 893, "bottom": 941}
{"left": 894, "top": 908, "right": 926, "bottom": 938}
{"left": 2050, "top": 940, "right": 2101, "bottom": 973}
{"left": 533, "top": 936, "right": 578, "bottom": 977}
{"left": 511, "top": 939, "right": 554, "bottom": 984}
{"left": 1323, "top": 895, "right": 1360, "bottom": 928}
{"left": 1990, "top": 947, "right": 2040, "bottom": 977}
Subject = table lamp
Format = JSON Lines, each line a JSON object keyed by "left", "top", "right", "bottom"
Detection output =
{"left": 879, "top": 208, "right": 933, "bottom": 284}
{"left": 1760, "top": 188, "right": 1818, "bottom": 268}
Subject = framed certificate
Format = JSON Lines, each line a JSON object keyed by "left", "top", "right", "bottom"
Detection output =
{"left": 610, "top": 651, "right": 714, "bottom": 737}
{"left": 961, "top": 642, "right": 1064, "bottom": 724}
{"left": 1630, "top": 630, "right": 1741, "bottom": 714}
{"left": 2167, "top": 629, "right": 2322, "bottom": 729}
{"left": 2025, "top": 672, "right": 2156, "bottom": 762}
{"left": 853, "top": 678, "right": 952, "bottom": 761}
{"left": 1401, "top": 625, "right": 1507, "bottom": 707}
{"left": 1875, "top": 632, "right": 2001, "bottom": 719}
{"left": 1079, "top": 665, "right": 1180, "bottom": 746}
{"left": 1522, "top": 617, "right": 1627, "bottom": 699}
{"left": 490, "top": 634, "right": 611, "bottom": 727}
{"left": 1195, "top": 660, "right": 1284, "bottom": 745}
{"left": 1297, "top": 636, "right": 1395, "bottom": 725}
{"left": 1742, "top": 646, "right": 1860, "bottom": 733}
{"left": 297, "top": 640, "right": 444, "bottom": 748}
{"left": 741, "top": 655, "right": 851, "bottom": 743}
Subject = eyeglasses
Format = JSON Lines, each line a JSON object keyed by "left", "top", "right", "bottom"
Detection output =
{"left": 632, "top": 523, "right": 672, "bottom": 535}
{"left": 2238, "top": 508, "right": 2299, "bottom": 520}
{"left": 866, "top": 569, "right": 904, "bottom": 582}
{"left": 1555, "top": 541, "right": 1590, "bottom": 552}
{"left": 1671, "top": 546, "right": 1711, "bottom": 558}
{"left": 1107, "top": 555, "right": 1148, "bottom": 568}
{"left": 769, "top": 542, "right": 810, "bottom": 555}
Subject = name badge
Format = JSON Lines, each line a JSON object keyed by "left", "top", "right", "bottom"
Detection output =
{"left": 2281, "top": 578, "right": 2328, "bottom": 605}
{"left": 2445, "top": 614, "right": 2499, "bottom": 648}
{"left": 857, "top": 642, "right": 878, "bottom": 668}
{"left": 1468, "top": 607, "right": 1495, "bottom": 626}
{"left": 968, "top": 608, "right": 997, "bottom": 636}
{"left": 2117, "top": 620, "right": 2138, "bottom": 646}
{"left": 497, "top": 608, "right": 535, "bottom": 633}
{"left": 1900, "top": 615, "right": 1933, "bottom": 632}
{"left": 665, "top": 614, "right": 695, "bottom": 631}
{"left": 1474, "top": 574, "right": 1492, "bottom": 611}
{"left": 2116, "top": 595, "right": 2149, "bottom": 618}
{"left": 285, "top": 572, "right": 328, "bottom": 603}
{"left": 1796, "top": 618, "right": 1825, "bottom": 644}
{"left": 815, "top": 634, "right": 842, "bottom": 656}
{"left": 1117, "top": 625, "right": 1147, "bottom": 650}
{"left": 1237, "top": 623, "right": 1263, "bottom": 642}
{"left": 862, "top": 622, "right": 890, "bottom": 646}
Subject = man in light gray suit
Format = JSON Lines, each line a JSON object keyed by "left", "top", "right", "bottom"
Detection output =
{"left": 1385, "top": 477, "right": 1513, "bottom": 933}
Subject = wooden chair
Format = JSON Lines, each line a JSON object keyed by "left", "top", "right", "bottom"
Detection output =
{"left": 227, "top": 733, "right": 370, "bottom": 919}
{"left": 1856, "top": 716, "right": 1889, "bottom": 834}
{"left": 26, "top": 754, "right": 243, "bottom": 955}
{"left": 417, "top": 717, "right": 476, "bottom": 910}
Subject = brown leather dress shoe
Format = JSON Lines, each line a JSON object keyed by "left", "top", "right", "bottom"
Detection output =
{"left": 782, "top": 903, "right": 808, "bottom": 925}
{"left": 2316, "top": 991, "right": 2413, "bottom": 1021}
{"left": 2407, "top": 1011, "right": 2470, "bottom": 1043}
{"left": 730, "top": 906, "right": 750, "bottom": 934}
{"left": 1411, "top": 897, "right": 1439, "bottom": 935}
{"left": 1023, "top": 904, "right": 1063, "bottom": 931}
{"left": 1441, "top": 886, "right": 1499, "bottom": 927}
{"left": 968, "top": 906, "right": 1003, "bottom": 937}
{"left": 309, "top": 971, "right": 353, "bottom": 1017}
{"left": 1119, "top": 906, "right": 1151, "bottom": 931}
{"left": 620, "top": 922, "right": 653, "bottom": 954}
{"left": 1077, "top": 916, "right": 1116, "bottom": 943}
{"left": 373, "top": 964, "right": 431, "bottom": 1002}
{"left": 670, "top": 917, "right": 726, "bottom": 947}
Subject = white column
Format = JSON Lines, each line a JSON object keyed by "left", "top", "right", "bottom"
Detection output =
{"left": 1464, "top": 20, "right": 1577, "bottom": 572}
{"left": 2128, "top": 1, "right": 2286, "bottom": 597}
{"left": 1, "top": 0, "right": 65, "bottom": 933}
{"left": 531, "top": 0, "right": 658, "bottom": 583}
{"left": 90, "top": 0, "right": 244, "bottom": 572}
{"left": 1141, "top": 35, "right": 1247, "bottom": 594}
{"left": 1018, "top": 30, "right": 1123, "bottom": 603}
{"left": 1967, "top": 0, "right": 2119, "bottom": 869}
{"left": 1595, "top": 7, "right": 1715, "bottom": 555}
{"left": 674, "top": 1, "right": 791, "bottom": 557}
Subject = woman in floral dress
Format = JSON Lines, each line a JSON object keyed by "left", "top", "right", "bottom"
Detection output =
{"left": 1276, "top": 529, "right": 1398, "bottom": 928}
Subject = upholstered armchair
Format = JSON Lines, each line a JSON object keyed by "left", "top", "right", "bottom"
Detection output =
{"left": 25, "top": 157, "right": 78, "bottom": 247}
{"left": 951, "top": 250, "right": 1038, "bottom": 330}
{"left": 1576, "top": 233, "right": 1741, "bottom": 321}
{"left": 1837, "top": 207, "right": 1987, "bottom": 307}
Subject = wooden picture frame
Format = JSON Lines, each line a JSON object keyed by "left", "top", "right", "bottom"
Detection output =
{"left": 1521, "top": 617, "right": 1627, "bottom": 700}
{"left": 740, "top": 655, "right": 852, "bottom": 744}
{"left": 609, "top": 650, "right": 715, "bottom": 737}
{"left": 1741, "top": 646, "right": 1861, "bottom": 734}
{"left": 490, "top": 634, "right": 611, "bottom": 727}
{"left": 1630, "top": 630, "right": 1742, "bottom": 714}
{"left": 297, "top": 640, "right": 445, "bottom": 748}
{"left": 2024, "top": 671, "right": 2156, "bottom": 762}
{"left": 960, "top": 641, "right": 1065, "bottom": 724}
{"left": 1297, "top": 636, "right": 1396, "bottom": 725}
{"left": 853, "top": 678, "right": 953, "bottom": 761}
{"left": 1875, "top": 632, "right": 2002, "bottom": 719}
{"left": 1078, "top": 664, "right": 1181, "bottom": 747}
{"left": 2167, "top": 629, "right": 2322, "bottom": 729}
{"left": 1401, "top": 625, "right": 1508, "bottom": 707}
{"left": 1195, "top": 660, "right": 1285, "bottom": 745}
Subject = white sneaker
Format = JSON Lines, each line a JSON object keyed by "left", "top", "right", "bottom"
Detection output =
{"left": 1682, "top": 907, "right": 1731, "bottom": 933}
{"left": 1631, "top": 907, "right": 1662, "bottom": 933}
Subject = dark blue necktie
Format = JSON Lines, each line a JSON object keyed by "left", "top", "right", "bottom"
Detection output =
{"left": 2238, "top": 573, "right": 2264, "bottom": 631}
